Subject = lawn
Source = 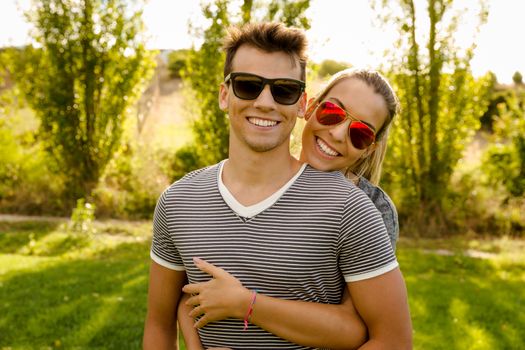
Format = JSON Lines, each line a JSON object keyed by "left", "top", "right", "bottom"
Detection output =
{"left": 0, "top": 218, "right": 524, "bottom": 349}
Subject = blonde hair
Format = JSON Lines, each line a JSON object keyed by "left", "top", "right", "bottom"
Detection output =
{"left": 307, "top": 68, "right": 399, "bottom": 185}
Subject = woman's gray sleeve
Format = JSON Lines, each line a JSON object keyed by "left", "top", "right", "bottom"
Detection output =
{"left": 357, "top": 179, "right": 399, "bottom": 251}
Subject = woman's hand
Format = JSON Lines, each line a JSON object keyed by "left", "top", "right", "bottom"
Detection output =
{"left": 183, "top": 257, "right": 252, "bottom": 328}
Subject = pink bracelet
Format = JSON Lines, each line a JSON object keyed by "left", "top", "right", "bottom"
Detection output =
{"left": 243, "top": 289, "right": 258, "bottom": 331}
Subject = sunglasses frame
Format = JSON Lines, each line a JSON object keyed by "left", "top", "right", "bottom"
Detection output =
{"left": 224, "top": 72, "right": 306, "bottom": 105}
{"left": 313, "top": 100, "right": 377, "bottom": 150}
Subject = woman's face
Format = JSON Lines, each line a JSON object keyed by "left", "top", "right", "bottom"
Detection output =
{"left": 300, "top": 77, "right": 388, "bottom": 172}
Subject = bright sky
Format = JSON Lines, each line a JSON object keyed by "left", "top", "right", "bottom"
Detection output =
{"left": 1, "top": 0, "right": 523, "bottom": 84}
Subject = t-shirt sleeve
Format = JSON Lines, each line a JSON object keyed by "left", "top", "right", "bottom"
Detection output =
{"left": 338, "top": 189, "right": 398, "bottom": 282}
{"left": 150, "top": 188, "right": 185, "bottom": 271}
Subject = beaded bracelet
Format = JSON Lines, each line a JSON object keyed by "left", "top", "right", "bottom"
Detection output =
{"left": 243, "top": 289, "right": 258, "bottom": 331}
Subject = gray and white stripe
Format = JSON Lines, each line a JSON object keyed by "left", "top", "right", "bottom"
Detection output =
{"left": 151, "top": 164, "right": 397, "bottom": 349}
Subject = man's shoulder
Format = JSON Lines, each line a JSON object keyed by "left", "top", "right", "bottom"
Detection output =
{"left": 293, "top": 166, "right": 366, "bottom": 203}
{"left": 164, "top": 163, "right": 221, "bottom": 195}
{"left": 300, "top": 165, "right": 355, "bottom": 188}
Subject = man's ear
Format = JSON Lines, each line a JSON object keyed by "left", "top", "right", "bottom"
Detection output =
{"left": 297, "top": 92, "right": 307, "bottom": 119}
{"left": 219, "top": 83, "right": 229, "bottom": 111}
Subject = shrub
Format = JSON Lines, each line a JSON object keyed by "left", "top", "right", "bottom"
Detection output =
{"left": 167, "top": 49, "right": 189, "bottom": 79}
{"left": 92, "top": 143, "right": 170, "bottom": 219}
{"left": 167, "top": 144, "right": 204, "bottom": 181}
{"left": 317, "top": 59, "right": 350, "bottom": 78}
{"left": 0, "top": 111, "right": 67, "bottom": 215}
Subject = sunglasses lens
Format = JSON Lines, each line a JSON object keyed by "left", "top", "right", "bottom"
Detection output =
{"left": 316, "top": 101, "right": 375, "bottom": 150}
{"left": 271, "top": 80, "right": 303, "bottom": 105}
{"left": 229, "top": 73, "right": 303, "bottom": 105}
{"left": 316, "top": 102, "right": 346, "bottom": 125}
{"left": 349, "top": 123, "right": 375, "bottom": 149}
{"left": 232, "top": 76, "right": 264, "bottom": 100}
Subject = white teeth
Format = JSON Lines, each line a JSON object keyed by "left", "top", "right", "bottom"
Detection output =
{"left": 248, "top": 117, "right": 278, "bottom": 127}
{"left": 316, "top": 138, "right": 339, "bottom": 156}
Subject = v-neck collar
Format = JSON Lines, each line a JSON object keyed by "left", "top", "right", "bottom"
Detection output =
{"left": 217, "top": 160, "right": 307, "bottom": 219}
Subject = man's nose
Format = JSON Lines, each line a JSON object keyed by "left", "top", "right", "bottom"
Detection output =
{"left": 253, "top": 84, "right": 276, "bottom": 109}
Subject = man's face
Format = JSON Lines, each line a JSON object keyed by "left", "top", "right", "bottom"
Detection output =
{"left": 219, "top": 45, "right": 306, "bottom": 153}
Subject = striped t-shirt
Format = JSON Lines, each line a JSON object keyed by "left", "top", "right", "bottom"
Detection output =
{"left": 151, "top": 162, "right": 398, "bottom": 349}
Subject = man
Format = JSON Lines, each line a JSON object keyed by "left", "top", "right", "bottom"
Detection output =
{"left": 144, "top": 22, "right": 411, "bottom": 349}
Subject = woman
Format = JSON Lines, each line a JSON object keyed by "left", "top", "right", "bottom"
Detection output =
{"left": 181, "top": 68, "right": 401, "bottom": 349}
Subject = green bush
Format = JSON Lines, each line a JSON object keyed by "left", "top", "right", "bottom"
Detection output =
{"left": 483, "top": 142, "right": 525, "bottom": 197}
{"left": 92, "top": 144, "right": 170, "bottom": 219}
{"left": 0, "top": 112, "right": 67, "bottom": 215}
{"left": 317, "top": 59, "right": 351, "bottom": 78}
{"left": 167, "top": 144, "right": 204, "bottom": 181}
{"left": 167, "top": 49, "right": 189, "bottom": 79}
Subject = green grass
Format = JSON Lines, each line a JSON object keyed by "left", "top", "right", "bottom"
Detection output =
{"left": 1, "top": 219, "right": 524, "bottom": 349}
{"left": 0, "top": 219, "right": 180, "bottom": 350}
{"left": 398, "top": 237, "right": 525, "bottom": 349}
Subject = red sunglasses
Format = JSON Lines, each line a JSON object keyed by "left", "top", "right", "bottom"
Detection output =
{"left": 314, "top": 100, "right": 376, "bottom": 150}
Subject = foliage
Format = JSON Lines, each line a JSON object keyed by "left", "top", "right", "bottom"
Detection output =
{"left": 512, "top": 71, "right": 523, "bottom": 85}
{"left": 92, "top": 142, "right": 170, "bottom": 219}
{"left": 266, "top": 0, "right": 311, "bottom": 28}
{"left": 180, "top": 0, "right": 311, "bottom": 170}
{"left": 317, "top": 59, "right": 351, "bottom": 78}
{"left": 167, "top": 49, "right": 190, "bottom": 78}
{"left": 482, "top": 91, "right": 525, "bottom": 198}
{"left": 69, "top": 198, "right": 96, "bottom": 234}
{"left": 168, "top": 144, "right": 203, "bottom": 181}
{"left": 0, "top": 104, "right": 168, "bottom": 219}
{"left": 375, "top": 0, "right": 492, "bottom": 233}
{"left": 0, "top": 49, "right": 15, "bottom": 113}
{"left": 479, "top": 80, "right": 511, "bottom": 131}
{"left": 2, "top": 219, "right": 525, "bottom": 349}
{"left": 182, "top": 0, "right": 232, "bottom": 168}
{"left": 0, "top": 108, "right": 67, "bottom": 215}
{"left": 11, "top": 0, "right": 156, "bottom": 202}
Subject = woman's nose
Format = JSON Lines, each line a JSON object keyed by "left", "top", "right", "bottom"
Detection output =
{"left": 328, "top": 120, "right": 350, "bottom": 143}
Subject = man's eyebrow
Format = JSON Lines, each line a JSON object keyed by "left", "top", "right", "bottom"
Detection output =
{"left": 327, "top": 97, "right": 376, "bottom": 131}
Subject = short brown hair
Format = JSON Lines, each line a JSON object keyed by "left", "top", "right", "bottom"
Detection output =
{"left": 223, "top": 22, "right": 308, "bottom": 81}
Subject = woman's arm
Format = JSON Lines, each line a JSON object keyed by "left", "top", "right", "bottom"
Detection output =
{"left": 183, "top": 258, "right": 367, "bottom": 350}
{"left": 178, "top": 293, "right": 205, "bottom": 350}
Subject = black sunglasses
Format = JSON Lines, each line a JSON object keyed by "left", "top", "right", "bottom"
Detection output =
{"left": 224, "top": 72, "right": 305, "bottom": 105}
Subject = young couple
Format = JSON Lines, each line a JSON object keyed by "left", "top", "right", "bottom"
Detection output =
{"left": 144, "top": 22, "right": 412, "bottom": 349}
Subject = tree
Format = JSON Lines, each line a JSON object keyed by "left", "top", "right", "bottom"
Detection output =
{"left": 13, "top": 0, "right": 155, "bottom": 201}
{"left": 513, "top": 71, "right": 523, "bottom": 86}
{"left": 318, "top": 59, "right": 351, "bottom": 78}
{"left": 374, "top": 0, "right": 492, "bottom": 232}
{"left": 177, "top": 0, "right": 311, "bottom": 173}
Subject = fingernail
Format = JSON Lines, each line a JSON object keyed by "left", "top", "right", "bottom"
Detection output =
{"left": 193, "top": 257, "right": 202, "bottom": 264}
